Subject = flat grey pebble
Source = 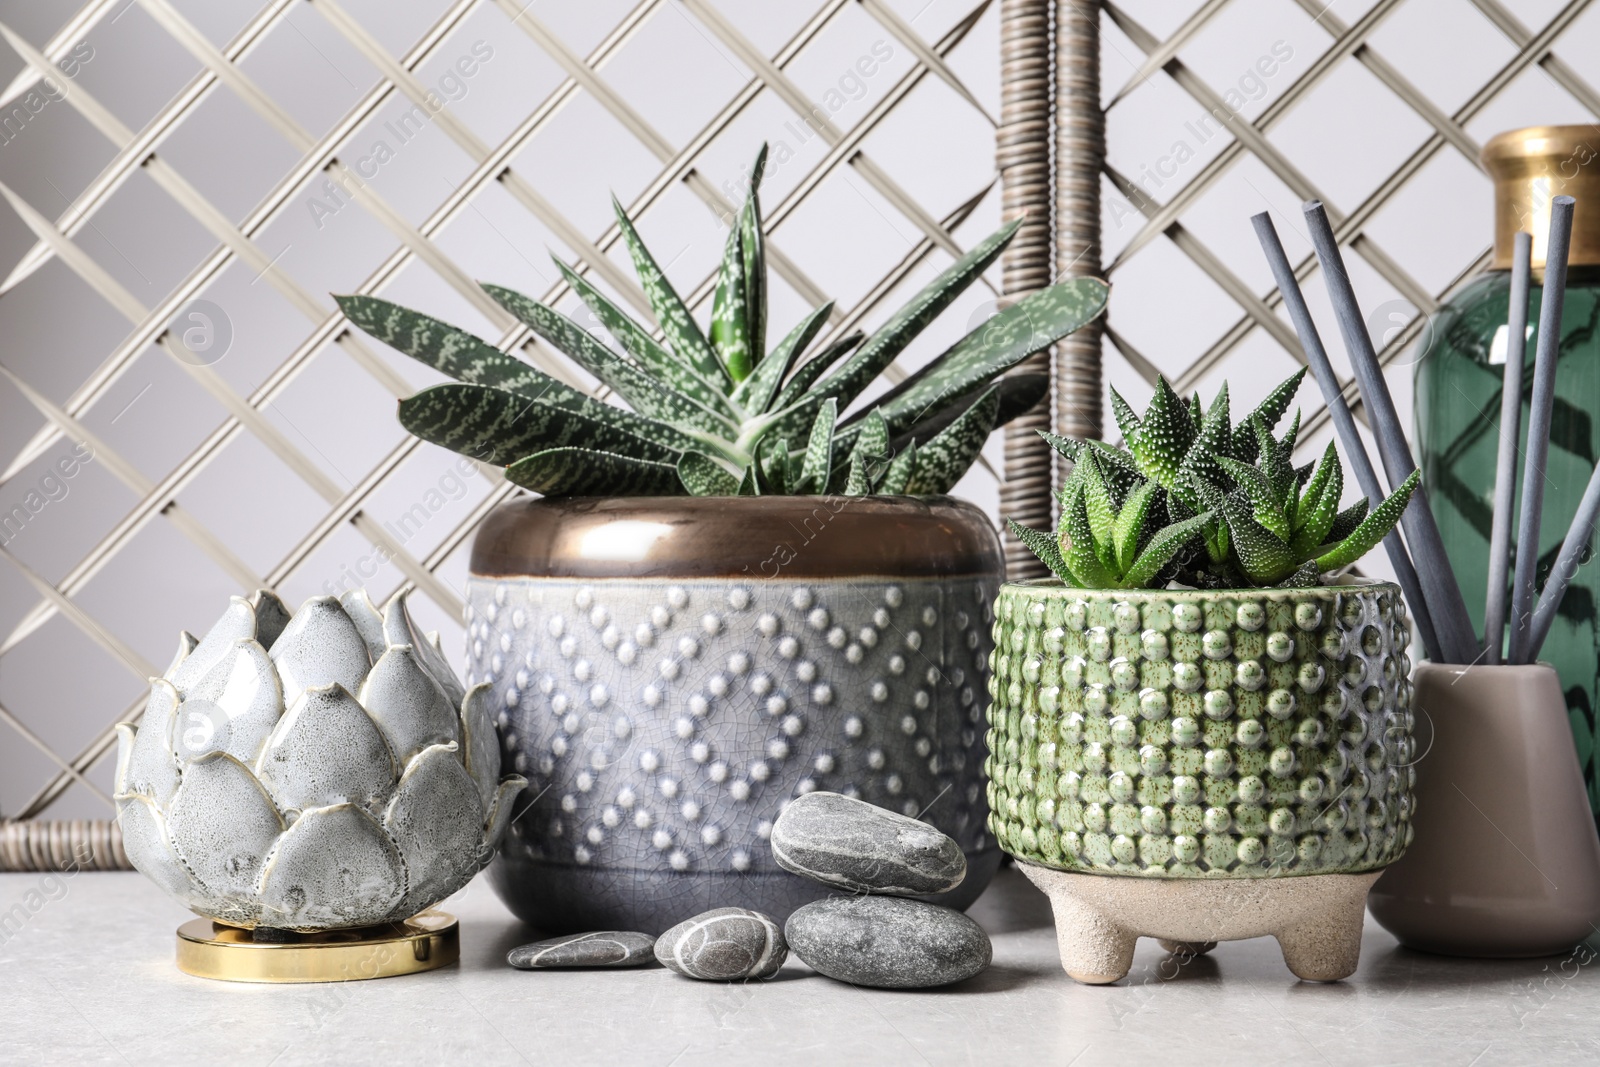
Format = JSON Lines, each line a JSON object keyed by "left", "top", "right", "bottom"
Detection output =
{"left": 771, "top": 791, "right": 965, "bottom": 895}
{"left": 785, "top": 896, "right": 991, "bottom": 989}
{"left": 654, "top": 907, "right": 786, "bottom": 980}
{"left": 507, "top": 931, "right": 656, "bottom": 969}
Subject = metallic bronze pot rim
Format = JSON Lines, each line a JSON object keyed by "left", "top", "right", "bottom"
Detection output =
{"left": 469, "top": 494, "right": 1004, "bottom": 580}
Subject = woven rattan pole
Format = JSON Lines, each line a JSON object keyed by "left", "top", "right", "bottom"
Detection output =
{"left": 1055, "top": 1, "right": 1104, "bottom": 444}
{"left": 997, "top": 0, "right": 1056, "bottom": 578}
{"left": 0, "top": 819, "right": 130, "bottom": 872}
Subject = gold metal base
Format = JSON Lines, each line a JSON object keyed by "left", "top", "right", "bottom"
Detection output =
{"left": 175, "top": 911, "right": 459, "bottom": 983}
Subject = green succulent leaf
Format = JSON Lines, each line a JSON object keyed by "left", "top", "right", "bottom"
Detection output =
{"left": 809, "top": 219, "right": 1022, "bottom": 412}
{"left": 710, "top": 222, "right": 752, "bottom": 382}
{"left": 1059, "top": 482, "right": 1117, "bottom": 588}
{"left": 1214, "top": 455, "right": 1289, "bottom": 540}
{"left": 1124, "top": 508, "right": 1213, "bottom": 588}
{"left": 844, "top": 453, "right": 873, "bottom": 495}
{"left": 1128, "top": 377, "right": 1194, "bottom": 488}
{"left": 336, "top": 294, "right": 548, "bottom": 395}
{"left": 878, "top": 441, "right": 917, "bottom": 494}
{"left": 552, "top": 258, "right": 735, "bottom": 419}
{"left": 1289, "top": 441, "right": 1343, "bottom": 556}
{"left": 1008, "top": 518, "right": 1077, "bottom": 586}
{"left": 677, "top": 451, "right": 742, "bottom": 496}
{"left": 737, "top": 465, "right": 759, "bottom": 496}
{"left": 1177, "top": 383, "right": 1231, "bottom": 497}
{"left": 739, "top": 145, "right": 768, "bottom": 371}
{"left": 847, "top": 409, "right": 892, "bottom": 484}
{"left": 1231, "top": 368, "right": 1305, "bottom": 461}
{"left": 1109, "top": 386, "right": 1141, "bottom": 442}
{"left": 905, "top": 386, "right": 1000, "bottom": 495}
{"left": 1326, "top": 497, "right": 1369, "bottom": 543}
{"left": 757, "top": 434, "right": 789, "bottom": 494}
{"left": 482, "top": 283, "right": 737, "bottom": 439}
{"left": 795, "top": 398, "right": 838, "bottom": 494}
{"left": 881, "top": 373, "right": 1047, "bottom": 456}
{"left": 611, "top": 195, "right": 727, "bottom": 387}
{"left": 1075, "top": 450, "right": 1120, "bottom": 570}
{"left": 1278, "top": 560, "right": 1322, "bottom": 588}
{"left": 871, "top": 278, "right": 1109, "bottom": 438}
{"left": 1112, "top": 480, "right": 1160, "bottom": 573}
{"left": 506, "top": 448, "right": 681, "bottom": 496}
{"left": 1315, "top": 469, "right": 1421, "bottom": 572}
{"left": 1039, "top": 430, "right": 1080, "bottom": 462}
{"left": 734, "top": 301, "right": 832, "bottom": 415}
{"left": 398, "top": 383, "right": 679, "bottom": 466}
{"left": 1221, "top": 494, "right": 1299, "bottom": 585}
{"left": 769, "top": 330, "right": 863, "bottom": 415}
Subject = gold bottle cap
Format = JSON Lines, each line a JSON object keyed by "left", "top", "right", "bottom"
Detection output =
{"left": 1482, "top": 125, "right": 1600, "bottom": 271}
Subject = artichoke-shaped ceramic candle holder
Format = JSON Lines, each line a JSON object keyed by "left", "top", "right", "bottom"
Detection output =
{"left": 114, "top": 588, "right": 526, "bottom": 951}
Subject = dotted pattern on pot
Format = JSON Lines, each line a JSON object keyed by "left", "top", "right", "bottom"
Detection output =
{"left": 468, "top": 576, "right": 996, "bottom": 882}
{"left": 985, "top": 582, "right": 1416, "bottom": 877}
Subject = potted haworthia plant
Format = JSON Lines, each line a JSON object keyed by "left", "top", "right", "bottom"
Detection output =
{"left": 338, "top": 146, "right": 1109, "bottom": 933}
{"left": 991, "top": 371, "right": 1419, "bottom": 983}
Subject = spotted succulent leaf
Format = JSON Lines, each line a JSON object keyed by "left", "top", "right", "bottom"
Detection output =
{"left": 1230, "top": 368, "right": 1306, "bottom": 462}
{"left": 1289, "top": 441, "right": 1342, "bottom": 557}
{"left": 734, "top": 301, "right": 832, "bottom": 415}
{"left": 1008, "top": 518, "right": 1076, "bottom": 585}
{"left": 905, "top": 386, "right": 999, "bottom": 495}
{"left": 1123, "top": 508, "right": 1213, "bottom": 588}
{"left": 552, "top": 258, "right": 734, "bottom": 418}
{"left": 677, "top": 451, "right": 741, "bottom": 496}
{"left": 1315, "top": 469, "right": 1421, "bottom": 572}
{"left": 506, "top": 448, "right": 680, "bottom": 496}
{"left": 1127, "top": 376, "right": 1193, "bottom": 488}
{"left": 878, "top": 442, "right": 917, "bottom": 495}
{"left": 335, "top": 295, "right": 549, "bottom": 396}
{"left": 398, "top": 384, "right": 678, "bottom": 466}
{"left": 710, "top": 221, "right": 751, "bottom": 382}
{"left": 611, "top": 195, "right": 727, "bottom": 387}
{"left": 1326, "top": 497, "right": 1370, "bottom": 543}
{"left": 795, "top": 398, "right": 838, "bottom": 495}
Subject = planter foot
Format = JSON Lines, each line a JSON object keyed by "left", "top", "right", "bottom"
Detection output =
{"left": 1017, "top": 861, "right": 1382, "bottom": 985}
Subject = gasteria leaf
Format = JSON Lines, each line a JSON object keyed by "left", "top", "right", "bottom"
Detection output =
{"left": 343, "top": 146, "right": 1106, "bottom": 498}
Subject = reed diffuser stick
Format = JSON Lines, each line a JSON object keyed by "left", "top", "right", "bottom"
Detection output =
{"left": 1484, "top": 231, "right": 1533, "bottom": 665}
{"left": 1510, "top": 195, "right": 1576, "bottom": 664}
{"left": 1301, "top": 200, "right": 1480, "bottom": 665}
{"left": 1527, "top": 461, "right": 1600, "bottom": 662}
{"left": 1250, "top": 211, "right": 1442, "bottom": 663}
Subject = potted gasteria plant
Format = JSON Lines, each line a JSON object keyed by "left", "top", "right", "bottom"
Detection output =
{"left": 991, "top": 371, "right": 1420, "bottom": 983}
{"left": 338, "top": 146, "right": 1109, "bottom": 933}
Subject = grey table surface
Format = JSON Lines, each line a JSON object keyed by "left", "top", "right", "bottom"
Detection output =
{"left": 1, "top": 866, "right": 1597, "bottom": 1066}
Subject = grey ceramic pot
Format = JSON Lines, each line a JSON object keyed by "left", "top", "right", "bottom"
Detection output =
{"left": 467, "top": 496, "right": 1003, "bottom": 934}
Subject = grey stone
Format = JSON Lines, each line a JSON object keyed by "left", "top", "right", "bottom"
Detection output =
{"left": 785, "top": 897, "right": 992, "bottom": 989}
{"left": 654, "top": 907, "right": 787, "bottom": 980}
{"left": 771, "top": 791, "right": 966, "bottom": 896}
{"left": 507, "top": 931, "right": 657, "bottom": 969}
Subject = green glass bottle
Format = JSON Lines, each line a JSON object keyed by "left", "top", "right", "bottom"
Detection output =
{"left": 1414, "top": 126, "right": 1600, "bottom": 823}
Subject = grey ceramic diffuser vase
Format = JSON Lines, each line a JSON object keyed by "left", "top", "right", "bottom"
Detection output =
{"left": 987, "top": 578, "right": 1416, "bottom": 982}
{"left": 469, "top": 496, "right": 1003, "bottom": 933}
{"left": 1369, "top": 661, "right": 1600, "bottom": 956}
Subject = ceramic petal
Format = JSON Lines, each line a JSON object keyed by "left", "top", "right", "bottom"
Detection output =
{"left": 256, "top": 684, "right": 397, "bottom": 816}
{"left": 383, "top": 743, "right": 484, "bottom": 914}
{"left": 382, "top": 591, "right": 465, "bottom": 709}
{"left": 115, "top": 680, "right": 180, "bottom": 805}
{"left": 177, "top": 638, "right": 283, "bottom": 765}
{"left": 256, "top": 803, "right": 407, "bottom": 930}
{"left": 268, "top": 596, "right": 371, "bottom": 707}
{"left": 165, "top": 631, "right": 198, "bottom": 677}
{"left": 166, "top": 752, "right": 284, "bottom": 907}
{"left": 359, "top": 645, "right": 460, "bottom": 763}
{"left": 168, "top": 596, "right": 255, "bottom": 695}
{"left": 117, "top": 793, "right": 211, "bottom": 911}
{"left": 459, "top": 682, "right": 501, "bottom": 810}
{"left": 249, "top": 588, "right": 291, "bottom": 652}
{"left": 483, "top": 774, "right": 528, "bottom": 851}
{"left": 339, "top": 588, "right": 388, "bottom": 662}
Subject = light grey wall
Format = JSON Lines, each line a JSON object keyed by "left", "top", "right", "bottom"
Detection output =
{"left": 1, "top": 0, "right": 1593, "bottom": 820}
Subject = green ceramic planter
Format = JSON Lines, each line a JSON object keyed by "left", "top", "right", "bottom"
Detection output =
{"left": 985, "top": 578, "right": 1416, "bottom": 878}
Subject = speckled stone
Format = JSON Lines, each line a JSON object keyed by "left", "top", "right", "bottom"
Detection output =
{"left": 771, "top": 791, "right": 966, "bottom": 895}
{"left": 654, "top": 907, "right": 787, "bottom": 980}
{"left": 507, "top": 931, "right": 656, "bottom": 969}
{"left": 785, "top": 897, "right": 992, "bottom": 989}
